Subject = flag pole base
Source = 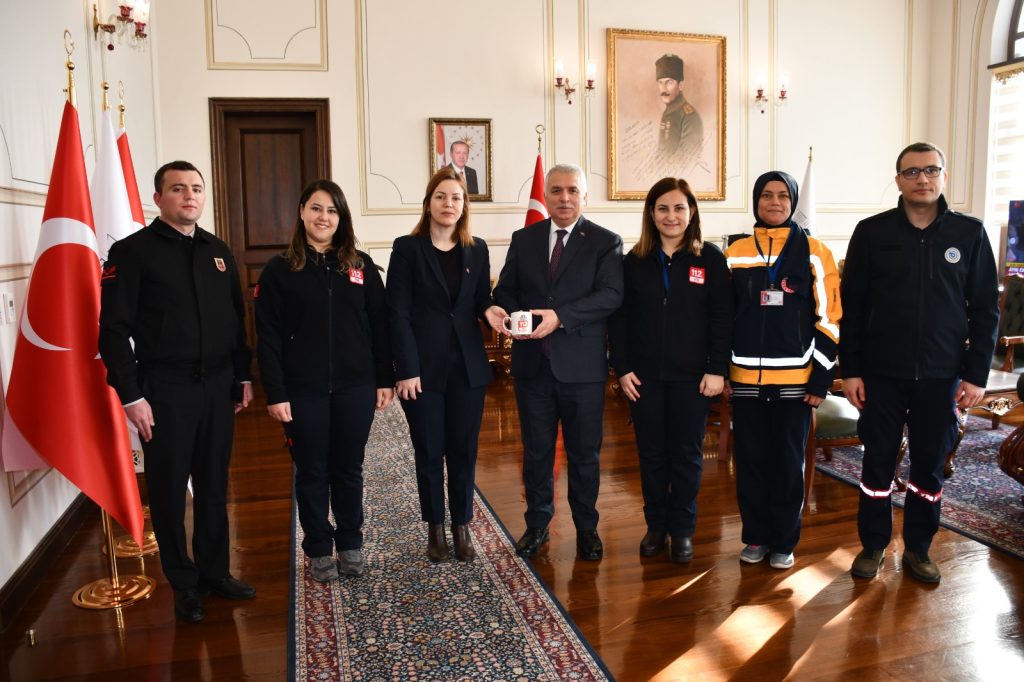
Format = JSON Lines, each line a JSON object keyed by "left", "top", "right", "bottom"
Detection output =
{"left": 72, "top": 574, "right": 156, "bottom": 610}
{"left": 101, "top": 530, "right": 159, "bottom": 558}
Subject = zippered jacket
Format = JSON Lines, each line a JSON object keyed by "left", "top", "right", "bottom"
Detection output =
{"left": 838, "top": 195, "right": 998, "bottom": 386}
{"left": 255, "top": 248, "right": 393, "bottom": 405}
{"left": 608, "top": 244, "right": 732, "bottom": 381}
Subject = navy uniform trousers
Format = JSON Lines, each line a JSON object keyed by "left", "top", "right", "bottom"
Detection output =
{"left": 628, "top": 378, "right": 710, "bottom": 537}
{"left": 732, "top": 397, "right": 811, "bottom": 554}
{"left": 142, "top": 366, "right": 235, "bottom": 591}
{"left": 857, "top": 376, "right": 959, "bottom": 554}
{"left": 285, "top": 385, "right": 377, "bottom": 558}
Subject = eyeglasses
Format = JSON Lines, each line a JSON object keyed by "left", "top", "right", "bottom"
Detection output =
{"left": 898, "top": 166, "right": 943, "bottom": 180}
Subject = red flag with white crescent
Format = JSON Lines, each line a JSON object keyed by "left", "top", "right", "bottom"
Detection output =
{"left": 525, "top": 154, "right": 549, "bottom": 227}
{"left": 435, "top": 123, "right": 447, "bottom": 171}
{"left": 1, "top": 100, "right": 144, "bottom": 545}
{"left": 116, "top": 124, "right": 146, "bottom": 231}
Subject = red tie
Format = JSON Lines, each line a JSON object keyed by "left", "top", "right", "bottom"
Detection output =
{"left": 549, "top": 229, "right": 567, "bottom": 281}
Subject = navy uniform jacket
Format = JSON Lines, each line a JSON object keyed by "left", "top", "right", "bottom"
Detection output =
{"left": 387, "top": 235, "right": 493, "bottom": 390}
{"left": 839, "top": 195, "right": 999, "bottom": 386}
{"left": 99, "top": 218, "right": 251, "bottom": 405}
{"left": 492, "top": 217, "right": 623, "bottom": 383}
{"left": 255, "top": 248, "right": 393, "bottom": 405}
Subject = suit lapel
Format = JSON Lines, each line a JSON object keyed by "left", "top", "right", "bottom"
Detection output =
{"left": 455, "top": 242, "right": 474, "bottom": 303}
{"left": 534, "top": 220, "right": 552, "bottom": 275}
{"left": 418, "top": 236, "right": 451, "bottom": 300}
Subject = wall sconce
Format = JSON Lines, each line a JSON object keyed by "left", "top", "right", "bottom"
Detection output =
{"left": 753, "top": 73, "right": 790, "bottom": 114}
{"left": 554, "top": 59, "right": 597, "bottom": 105}
{"left": 93, "top": 0, "right": 150, "bottom": 51}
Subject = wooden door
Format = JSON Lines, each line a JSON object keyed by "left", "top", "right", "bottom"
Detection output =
{"left": 209, "top": 98, "right": 331, "bottom": 360}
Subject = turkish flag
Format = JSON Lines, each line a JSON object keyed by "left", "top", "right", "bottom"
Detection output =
{"left": 93, "top": 110, "right": 135, "bottom": 262}
{"left": 435, "top": 123, "right": 446, "bottom": 171}
{"left": 116, "top": 122, "right": 146, "bottom": 232}
{"left": 1, "top": 101, "right": 144, "bottom": 545}
{"left": 525, "top": 154, "right": 549, "bottom": 227}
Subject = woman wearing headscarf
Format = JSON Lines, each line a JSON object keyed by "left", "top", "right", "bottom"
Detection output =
{"left": 255, "top": 179, "right": 394, "bottom": 582}
{"left": 609, "top": 177, "right": 732, "bottom": 563}
{"left": 387, "top": 167, "right": 494, "bottom": 563}
{"left": 724, "top": 170, "right": 841, "bottom": 570}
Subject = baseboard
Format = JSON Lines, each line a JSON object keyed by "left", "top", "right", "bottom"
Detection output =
{"left": 0, "top": 493, "right": 96, "bottom": 632}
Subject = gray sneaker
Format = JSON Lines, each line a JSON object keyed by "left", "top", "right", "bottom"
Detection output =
{"left": 337, "top": 549, "right": 366, "bottom": 577}
{"left": 739, "top": 544, "right": 770, "bottom": 563}
{"left": 309, "top": 555, "right": 339, "bottom": 582}
{"left": 769, "top": 552, "right": 795, "bottom": 569}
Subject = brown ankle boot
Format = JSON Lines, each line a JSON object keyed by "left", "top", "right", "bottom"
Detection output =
{"left": 427, "top": 523, "right": 449, "bottom": 562}
{"left": 452, "top": 524, "right": 476, "bottom": 562}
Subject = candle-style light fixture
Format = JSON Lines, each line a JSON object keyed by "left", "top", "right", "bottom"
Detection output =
{"left": 753, "top": 73, "right": 791, "bottom": 113}
{"left": 93, "top": 0, "right": 150, "bottom": 51}
{"left": 554, "top": 59, "right": 597, "bottom": 105}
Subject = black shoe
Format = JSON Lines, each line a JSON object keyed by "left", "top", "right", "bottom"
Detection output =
{"left": 199, "top": 575, "right": 256, "bottom": 600}
{"left": 174, "top": 588, "right": 205, "bottom": 623}
{"left": 639, "top": 530, "right": 667, "bottom": 557}
{"left": 515, "top": 527, "right": 549, "bottom": 557}
{"left": 577, "top": 529, "right": 603, "bottom": 561}
{"left": 670, "top": 536, "right": 694, "bottom": 564}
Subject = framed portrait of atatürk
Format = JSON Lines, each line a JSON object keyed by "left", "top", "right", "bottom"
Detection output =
{"left": 607, "top": 28, "right": 726, "bottom": 200}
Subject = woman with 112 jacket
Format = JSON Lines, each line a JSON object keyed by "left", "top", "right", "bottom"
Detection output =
{"left": 255, "top": 179, "right": 394, "bottom": 582}
{"left": 609, "top": 177, "right": 732, "bottom": 563}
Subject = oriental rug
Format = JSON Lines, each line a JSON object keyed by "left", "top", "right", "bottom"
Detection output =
{"left": 815, "top": 415, "right": 1024, "bottom": 560}
{"left": 287, "top": 403, "right": 612, "bottom": 681}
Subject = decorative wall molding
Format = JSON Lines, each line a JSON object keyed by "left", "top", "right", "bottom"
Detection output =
{"left": 205, "top": 0, "right": 327, "bottom": 71}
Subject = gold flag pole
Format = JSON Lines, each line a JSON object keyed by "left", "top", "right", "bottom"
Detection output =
{"left": 61, "top": 32, "right": 154, "bottom": 608}
{"left": 535, "top": 124, "right": 544, "bottom": 155}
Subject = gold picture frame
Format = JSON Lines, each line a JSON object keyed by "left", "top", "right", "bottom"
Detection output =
{"left": 428, "top": 118, "right": 493, "bottom": 202}
{"left": 607, "top": 28, "right": 726, "bottom": 201}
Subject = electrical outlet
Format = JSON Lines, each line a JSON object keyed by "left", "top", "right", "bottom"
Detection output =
{"left": 3, "top": 292, "right": 15, "bottom": 324}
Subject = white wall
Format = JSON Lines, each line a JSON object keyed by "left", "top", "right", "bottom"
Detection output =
{"left": 0, "top": 0, "right": 1005, "bottom": 590}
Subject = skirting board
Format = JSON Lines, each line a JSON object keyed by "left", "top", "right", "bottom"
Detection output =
{"left": 0, "top": 494, "right": 95, "bottom": 632}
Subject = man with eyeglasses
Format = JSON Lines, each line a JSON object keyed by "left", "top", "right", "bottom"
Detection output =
{"left": 839, "top": 142, "right": 999, "bottom": 584}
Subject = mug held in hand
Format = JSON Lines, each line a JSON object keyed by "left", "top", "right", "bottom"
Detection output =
{"left": 502, "top": 310, "right": 534, "bottom": 336}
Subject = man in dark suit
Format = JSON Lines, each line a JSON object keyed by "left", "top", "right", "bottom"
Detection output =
{"left": 448, "top": 141, "right": 479, "bottom": 194}
{"left": 486, "top": 163, "right": 623, "bottom": 560}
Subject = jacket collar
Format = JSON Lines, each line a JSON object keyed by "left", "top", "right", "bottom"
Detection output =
{"left": 150, "top": 217, "right": 211, "bottom": 242}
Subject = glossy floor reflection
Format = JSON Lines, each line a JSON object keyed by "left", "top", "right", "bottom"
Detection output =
{"left": 2, "top": 375, "right": 1023, "bottom": 680}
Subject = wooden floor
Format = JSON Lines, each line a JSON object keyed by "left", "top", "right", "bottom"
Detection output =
{"left": 3, "top": 376, "right": 1023, "bottom": 680}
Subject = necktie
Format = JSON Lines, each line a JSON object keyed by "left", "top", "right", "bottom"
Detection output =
{"left": 549, "top": 229, "right": 567, "bottom": 281}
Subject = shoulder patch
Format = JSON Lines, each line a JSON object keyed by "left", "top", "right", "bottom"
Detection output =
{"left": 683, "top": 103, "right": 695, "bottom": 114}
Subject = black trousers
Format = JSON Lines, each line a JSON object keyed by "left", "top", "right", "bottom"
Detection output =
{"left": 857, "top": 376, "right": 959, "bottom": 554}
{"left": 286, "top": 385, "right": 376, "bottom": 557}
{"left": 514, "top": 359, "right": 605, "bottom": 530}
{"left": 732, "top": 397, "right": 811, "bottom": 554}
{"left": 142, "top": 367, "right": 235, "bottom": 591}
{"left": 628, "top": 379, "right": 710, "bottom": 537}
{"left": 400, "top": 350, "right": 486, "bottom": 525}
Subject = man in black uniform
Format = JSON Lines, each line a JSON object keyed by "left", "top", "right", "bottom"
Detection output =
{"left": 655, "top": 53, "right": 703, "bottom": 168}
{"left": 840, "top": 142, "right": 999, "bottom": 583}
{"left": 99, "top": 160, "right": 255, "bottom": 622}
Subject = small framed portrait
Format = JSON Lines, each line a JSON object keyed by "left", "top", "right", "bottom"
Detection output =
{"left": 607, "top": 28, "right": 726, "bottom": 201}
{"left": 428, "top": 118, "right": 493, "bottom": 202}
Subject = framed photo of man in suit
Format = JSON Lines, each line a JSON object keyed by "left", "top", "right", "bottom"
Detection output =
{"left": 428, "top": 118, "right": 493, "bottom": 202}
{"left": 607, "top": 28, "right": 726, "bottom": 201}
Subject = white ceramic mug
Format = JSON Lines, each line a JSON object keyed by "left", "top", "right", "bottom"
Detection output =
{"left": 502, "top": 310, "right": 533, "bottom": 336}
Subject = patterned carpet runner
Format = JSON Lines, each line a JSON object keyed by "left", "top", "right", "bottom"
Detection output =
{"left": 288, "top": 403, "right": 612, "bottom": 681}
{"left": 816, "top": 415, "right": 1024, "bottom": 559}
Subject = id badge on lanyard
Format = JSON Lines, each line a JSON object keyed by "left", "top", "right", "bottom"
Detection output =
{"left": 760, "top": 288, "right": 784, "bottom": 306}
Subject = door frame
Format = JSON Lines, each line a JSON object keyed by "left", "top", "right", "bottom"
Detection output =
{"left": 208, "top": 97, "right": 332, "bottom": 246}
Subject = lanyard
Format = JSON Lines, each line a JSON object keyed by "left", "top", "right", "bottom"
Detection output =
{"left": 754, "top": 225, "right": 796, "bottom": 288}
{"left": 656, "top": 250, "right": 671, "bottom": 294}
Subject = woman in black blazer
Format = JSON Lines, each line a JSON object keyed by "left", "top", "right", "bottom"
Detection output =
{"left": 387, "top": 167, "right": 493, "bottom": 562}
{"left": 255, "top": 179, "right": 394, "bottom": 583}
{"left": 608, "top": 177, "right": 733, "bottom": 563}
